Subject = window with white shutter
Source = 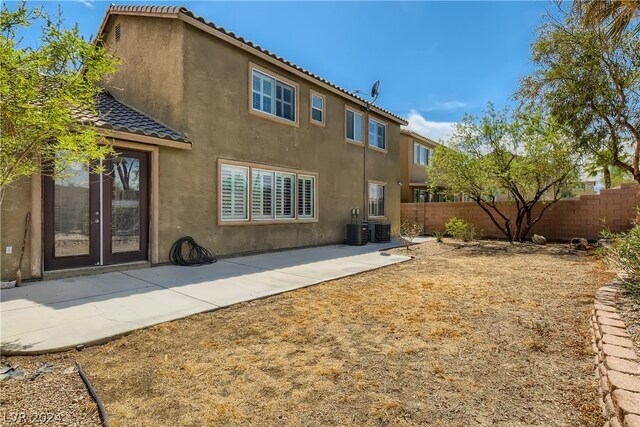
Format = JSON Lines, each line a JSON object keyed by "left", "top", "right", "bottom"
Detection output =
{"left": 275, "top": 172, "right": 295, "bottom": 219}
{"left": 252, "top": 68, "right": 296, "bottom": 122}
{"left": 252, "top": 70, "right": 274, "bottom": 115}
{"left": 219, "top": 162, "right": 316, "bottom": 224}
{"left": 252, "top": 170, "right": 275, "bottom": 219}
{"left": 220, "top": 165, "right": 248, "bottom": 221}
{"left": 297, "top": 175, "right": 315, "bottom": 219}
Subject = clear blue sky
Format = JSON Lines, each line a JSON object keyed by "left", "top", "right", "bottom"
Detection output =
{"left": 6, "top": 1, "right": 557, "bottom": 141}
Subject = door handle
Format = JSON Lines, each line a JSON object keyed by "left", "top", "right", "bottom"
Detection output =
{"left": 94, "top": 219, "right": 100, "bottom": 223}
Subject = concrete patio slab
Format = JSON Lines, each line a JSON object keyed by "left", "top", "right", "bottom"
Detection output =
{"left": 1, "top": 242, "right": 409, "bottom": 355}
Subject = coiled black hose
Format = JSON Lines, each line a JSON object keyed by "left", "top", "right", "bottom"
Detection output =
{"left": 169, "top": 236, "right": 217, "bottom": 266}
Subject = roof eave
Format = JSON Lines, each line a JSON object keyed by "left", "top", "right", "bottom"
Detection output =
{"left": 97, "top": 127, "right": 192, "bottom": 150}
{"left": 98, "top": 5, "right": 408, "bottom": 126}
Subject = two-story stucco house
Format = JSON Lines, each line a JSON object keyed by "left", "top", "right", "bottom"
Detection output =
{"left": 399, "top": 129, "right": 451, "bottom": 203}
{"left": 0, "top": 5, "right": 407, "bottom": 281}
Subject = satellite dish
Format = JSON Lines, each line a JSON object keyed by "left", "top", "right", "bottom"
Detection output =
{"left": 370, "top": 80, "right": 380, "bottom": 103}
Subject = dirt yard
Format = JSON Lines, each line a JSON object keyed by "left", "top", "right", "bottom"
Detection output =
{"left": 1, "top": 240, "right": 615, "bottom": 427}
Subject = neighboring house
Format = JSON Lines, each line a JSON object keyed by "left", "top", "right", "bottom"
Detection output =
{"left": 0, "top": 5, "right": 407, "bottom": 281}
{"left": 399, "top": 129, "right": 450, "bottom": 203}
{"left": 575, "top": 180, "right": 597, "bottom": 196}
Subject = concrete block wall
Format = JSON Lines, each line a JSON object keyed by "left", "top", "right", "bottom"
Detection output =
{"left": 401, "top": 183, "right": 639, "bottom": 241}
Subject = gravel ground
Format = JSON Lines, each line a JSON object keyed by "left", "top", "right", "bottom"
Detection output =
{"left": 0, "top": 359, "right": 100, "bottom": 426}
{"left": 0, "top": 240, "right": 615, "bottom": 427}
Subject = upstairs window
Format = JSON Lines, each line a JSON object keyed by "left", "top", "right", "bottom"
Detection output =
{"left": 369, "top": 118, "right": 386, "bottom": 150}
{"left": 252, "top": 69, "right": 296, "bottom": 122}
{"left": 345, "top": 108, "right": 363, "bottom": 143}
{"left": 310, "top": 92, "right": 325, "bottom": 125}
{"left": 414, "top": 142, "right": 431, "bottom": 166}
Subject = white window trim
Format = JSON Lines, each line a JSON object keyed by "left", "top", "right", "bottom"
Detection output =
{"left": 217, "top": 159, "right": 317, "bottom": 226}
{"left": 345, "top": 106, "right": 364, "bottom": 145}
{"left": 275, "top": 171, "right": 296, "bottom": 219}
{"left": 297, "top": 174, "right": 316, "bottom": 219}
{"left": 248, "top": 62, "right": 300, "bottom": 128}
{"left": 251, "top": 169, "right": 276, "bottom": 220}
{"left": 367, "top": 181, "right": 387, "bottom": 219}
{"left": 368, "top": 118, "right": 387, "bottom": 152}
{"left": 310, "top": 90, "right": 325, "bottom": 126}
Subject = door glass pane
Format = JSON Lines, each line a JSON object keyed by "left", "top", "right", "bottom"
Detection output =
{"left": 111, "top": 156, "right": 140, "bottom": 253}
{"left": 54, "top": 163, "right": 90, "bottom": 257}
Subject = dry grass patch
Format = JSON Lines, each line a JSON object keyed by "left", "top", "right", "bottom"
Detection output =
{"left": 1, "top": 240, "right": 614, "bottom": 426}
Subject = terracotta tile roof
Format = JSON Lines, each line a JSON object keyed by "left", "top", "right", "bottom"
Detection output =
{"left": 101, "top": 5, "right": 408, "bottom": 125}
{"left": 77, "top": 91, "right": 190, "bottom": 143}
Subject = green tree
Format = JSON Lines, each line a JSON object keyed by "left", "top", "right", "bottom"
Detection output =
{"left": 0, "top": 3, "right": 118, "bottom": 205}
{"left": 583, "top": 149, "right": 633, "bottom": 189}
{"left": 427, "top": 104, "right": 579, "bottom": 243}
{"left": 518, "top": 11, "right": 640, "bottom": 185}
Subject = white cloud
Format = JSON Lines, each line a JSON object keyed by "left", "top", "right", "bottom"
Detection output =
{"left": 404, "top": 109, "right": 456, "bottom": 142}
{"left": 425, "top": 101, "right": 467, "bottom": 111}
{"left": 77, "top": 0, "right": 95, "bottom": 7}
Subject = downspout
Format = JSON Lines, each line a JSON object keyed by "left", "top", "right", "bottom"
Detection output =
{"left": 363, "top": 113, "right": 367, "bottom": 221}
{"left": 362, "top": 106, "right": 369, "bottom": 221}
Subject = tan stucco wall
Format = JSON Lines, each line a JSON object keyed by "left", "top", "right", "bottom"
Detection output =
{"left": 1, "top": 14, "right": 403, "bottom": 279}
{"left": 1, "top": 178, "right": 33, "bottom": 281}
{"left": 102, "top": 15, "right": 186, "bottom": 133}
{"left": 146, "top": 21, "right": 401, "bottom": 259}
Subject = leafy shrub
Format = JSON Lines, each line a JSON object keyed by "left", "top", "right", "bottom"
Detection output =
{"left": 445, "top": 217, "right": 481, "bottom": 242}
{"left": 433, "top": 230, "right": 445, "bottom": 243}
{"left": 602, "top": 208, "right": 640, "bottom": 281}
{"left": 399, "top": 218, "right": 425, "bottom": 250}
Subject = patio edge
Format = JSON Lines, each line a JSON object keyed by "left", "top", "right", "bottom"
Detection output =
{"left": 590, "top": 280, "right": 640, "bottom": 427}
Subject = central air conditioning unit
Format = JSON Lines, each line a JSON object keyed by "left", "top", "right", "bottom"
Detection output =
{"left": 346, "top": 223, "right": 368, "bottom": 246}
{"left": 363, "top": 222, "right": 391, "bottom": 243}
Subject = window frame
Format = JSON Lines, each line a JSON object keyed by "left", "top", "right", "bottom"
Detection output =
{"left": 297, "top": 175, "right": 316, "bottom": 219}
{"left": 413, "top": 141, "right": 431, "bottom": 166}
{"left": 368, "top": 117, "right": 387, "bottom": 153}
{"left": 310, "top": 90, "right": 326, "bottom": 126}
{"left": 220, "top": 164, "right": 250, "bottom": 223}
{"left": 217, "top": 159, "right": 317, "bottom": 226}
{"left": 251, "top": 169, "right": 276, "bottom": 220}
{"left": 248, "top": 62, "right": 300, "bottom": 127}
{"left": 345, "top": 106, "right": 364, "bottom": 145}
{"left": 367, "top": 181, "right": 387, "bottom": 219}
{"left": 275, "top": 171, "right": 296, "bottom": 219}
